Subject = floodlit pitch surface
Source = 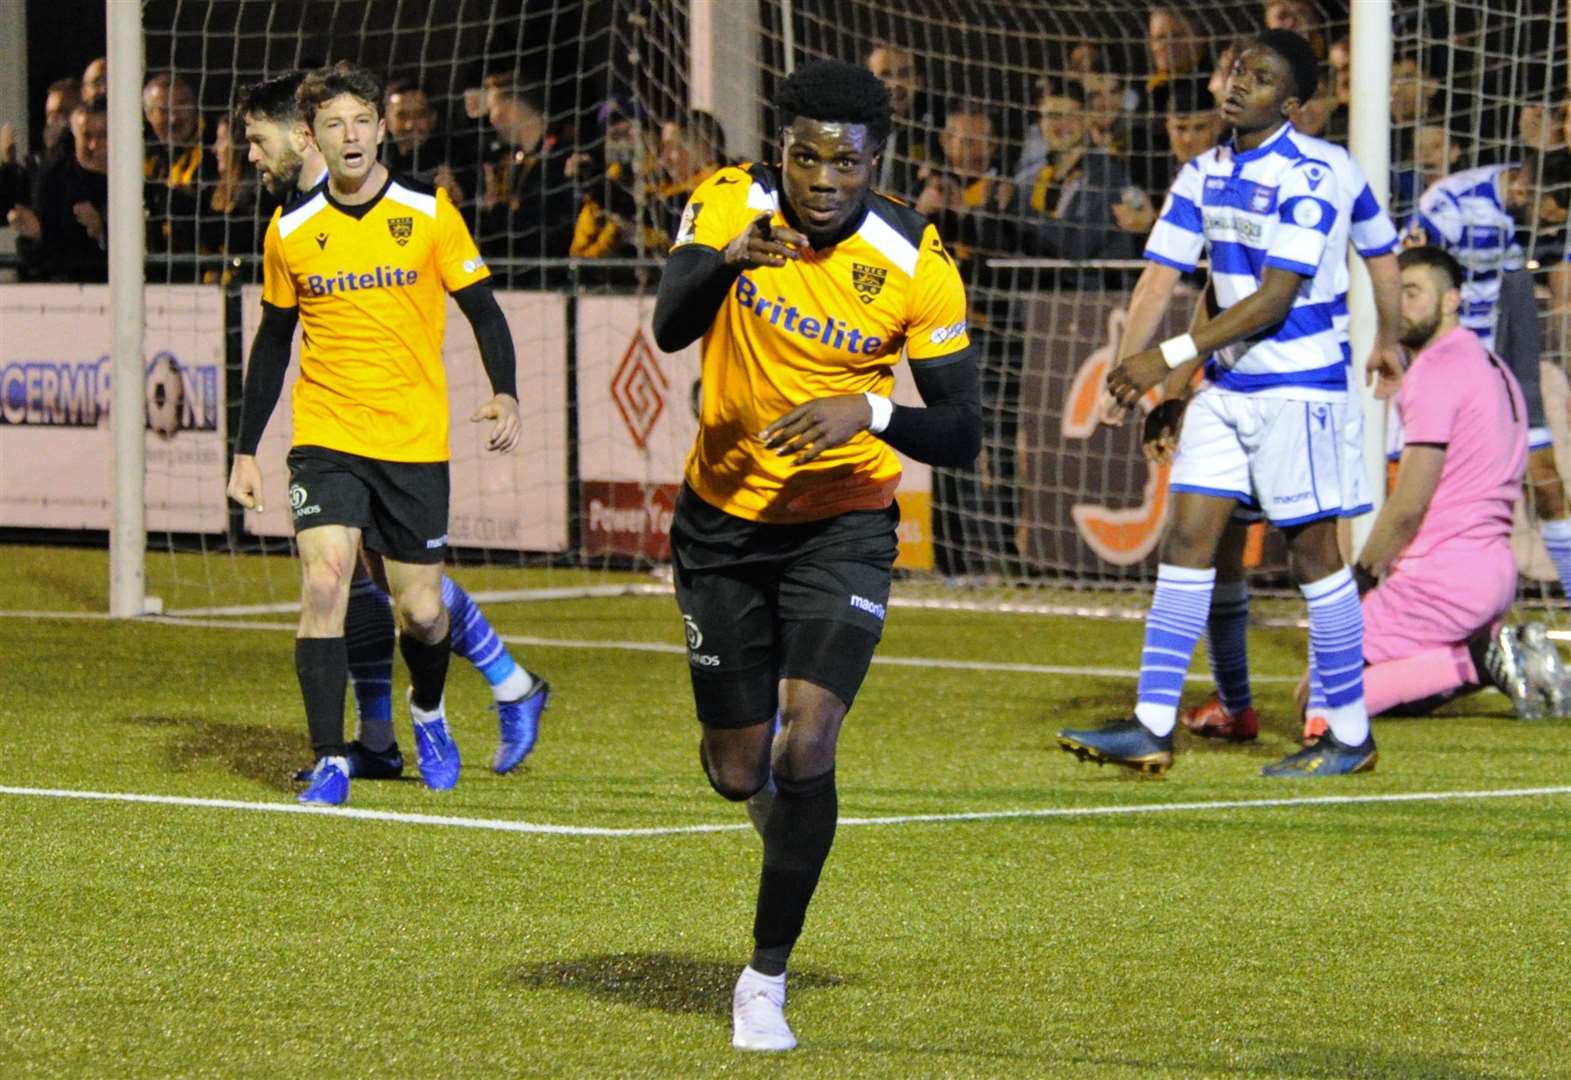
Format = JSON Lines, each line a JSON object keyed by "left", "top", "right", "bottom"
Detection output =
{"left": 0, "top": 553, "right": 1565, "bottom": 1078}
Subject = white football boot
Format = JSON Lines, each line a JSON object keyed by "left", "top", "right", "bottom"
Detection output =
{"left": 731, "top": 966, "right": 796, "bottom": 1051}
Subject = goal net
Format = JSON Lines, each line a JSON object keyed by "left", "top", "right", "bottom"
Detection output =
{"left": 4, "top": 0, "right": 1569, "bottom": 619}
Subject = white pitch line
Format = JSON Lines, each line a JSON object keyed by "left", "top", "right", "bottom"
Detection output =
{"left": 839, "top": 785, "right": 1571, "bottom": 826}
{"left": 2, "top": 783, "right": 1568, "bottom": 838}
{"left": 8, "top": 612, "right": 1302, "bottom": 685}
{"left": 0, "top": 785, "right": 736, "bottom": 837}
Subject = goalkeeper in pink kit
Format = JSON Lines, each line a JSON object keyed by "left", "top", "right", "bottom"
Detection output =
{"left": 1322, "top": 245, "right": 1527, "bottom": 720}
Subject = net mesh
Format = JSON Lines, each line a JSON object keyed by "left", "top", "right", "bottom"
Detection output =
{"left": 7, "top": 0, "right": 1571, "bottom": 616}
{"left": 1393, "top": 0, "right": 1570, "bottom": 607}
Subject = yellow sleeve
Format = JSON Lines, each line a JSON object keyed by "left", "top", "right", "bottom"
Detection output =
{"left": 904, "top": 225, "right": 971, "bottom": 361}
{"left": 260, "top": 210, "right": 296, "bottom": 309}
{"left": 434, "top": 187, "right": 491, "bottom": 292}
{"left": 670, "top": 165, "right": 758, "bottom": 253}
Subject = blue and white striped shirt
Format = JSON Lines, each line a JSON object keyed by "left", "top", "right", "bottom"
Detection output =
{"left": 1145, "top": 122, "right": 1365, "bottom": 400}
{"left": 1408, "top": 165, "right": 1524, "bottom": 348}
{"left": 1309, "top": 133, "right": 1401, "bottom": 345}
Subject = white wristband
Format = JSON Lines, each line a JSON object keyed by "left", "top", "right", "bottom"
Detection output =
{"left": 1158, "top": 333, "right": 1199, "bottom": 369}
{"left": 864, "top": 392, "right": 894, "bottom": 434}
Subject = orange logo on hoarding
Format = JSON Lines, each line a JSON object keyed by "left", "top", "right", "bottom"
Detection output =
{"left": 611, "top": 329, "right": 669, "bottom": 451}
{"left": 1064, "top": 307, "right": 1170, "bottom": 566}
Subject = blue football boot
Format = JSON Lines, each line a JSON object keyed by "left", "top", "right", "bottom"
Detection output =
{"left": 297, "top": 756, "right": 350, "bottom": 806}
{"left": 1261, "top": 731, "right": 1377, "bottom": 777}
{"left": 1057, "top": 717, "right": 1174, "bottom": 776}
{"left": 493, "top": 678, "right": 551, "bottom": 774}
{"left": 412, "top": 715, "right": 461, "bottom": 790}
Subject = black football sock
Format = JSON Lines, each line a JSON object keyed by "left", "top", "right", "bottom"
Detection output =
{"left": 400, "top": 629, "right": 452, "bottom": 713}
{"left": 295, "top": 637, "right": 349, "bottom": 760}
{"left": 750, "top": 767, "right": 837, "bottom": 976}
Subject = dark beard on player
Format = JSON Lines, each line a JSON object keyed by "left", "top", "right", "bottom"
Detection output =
{"left": 1399, "top": 310, "right": 1443, "bottom": 351}
{"left": 264, "top": 148, "right": 306, "bottom": 198}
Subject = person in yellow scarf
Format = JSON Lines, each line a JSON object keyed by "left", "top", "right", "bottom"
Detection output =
{"left": 142, "top": 71, "right": 217, "bottom": 270}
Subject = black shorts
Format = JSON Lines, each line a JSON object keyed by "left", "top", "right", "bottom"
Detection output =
{"left": 286, "top": 445, "right": 449, "bottom": 564}
{"left": 670, "top": 485, "right": 898, "bottom": 727}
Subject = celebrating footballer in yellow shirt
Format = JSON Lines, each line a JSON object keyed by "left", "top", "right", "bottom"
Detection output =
{"left": 651, "top": 59, "right": 981, "bottom": 1053}
{"left": 227, "top": 62, "right": 522, "bottom": 807}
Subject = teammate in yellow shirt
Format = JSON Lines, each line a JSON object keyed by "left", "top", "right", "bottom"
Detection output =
{"left": 238, "top": 71, "right": 550, "bottom": 787}
{"left": 226, "top": 62, "right": 522, "bottom": 806}
{"left": 652, "top": 60, "right": 981, "bottom": 1053}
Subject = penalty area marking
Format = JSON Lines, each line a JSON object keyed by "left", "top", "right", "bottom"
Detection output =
{"left": 2, "top": 783, "right": 1568, "bottom": 838}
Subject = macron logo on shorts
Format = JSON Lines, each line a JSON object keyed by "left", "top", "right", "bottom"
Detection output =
{"left": 849, "top": 595, "right": 886, "bottom": 621}
{"left": 425, "top": 534, "right": 448, "bottom": 549}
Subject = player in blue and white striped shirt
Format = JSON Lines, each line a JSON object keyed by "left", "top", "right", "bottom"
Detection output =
{"left": 1058, "top": 29, "right": 1379, "bottom": 778}
{"left": 1147, "top": 105, "right": 1405, "bottom": 747}
{"left": 1407, "top": 163, "right": 1523, "bottom": 349}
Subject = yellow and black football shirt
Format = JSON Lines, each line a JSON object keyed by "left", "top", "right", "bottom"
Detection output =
{"left": 261, "top": 175, "right": 491, "bottom": 462}
{"left": 672, "top": 163, "right": 971, "bottom": 523}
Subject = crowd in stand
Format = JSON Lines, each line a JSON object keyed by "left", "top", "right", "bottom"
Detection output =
{"left": 0, "top": 56, "right": 740, "bottom": 286}
{"left": 2, "top": 2, "right": 1569, "bottom": 297}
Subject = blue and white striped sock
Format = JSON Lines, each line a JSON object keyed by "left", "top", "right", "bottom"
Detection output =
{"left": 441, "top": 576, "right": 534, "bottom": 701}
{"left": 1540, "top": 518, "right": 1571, "bottom": 601}
{"left": 1301, "top": 567, "right": 1369, "bottom": 745}
{"left": 1205, "top": 578, "right": 1252, "bottom": 713}
{"left": 345, "top": 576, "right": 395, "bottom": 751}
{"left": 1134, "top": 564, "right": 1216, "bottom": 736}
{"left": 1306, "top": 637, "right": 1328, "bottom": 714}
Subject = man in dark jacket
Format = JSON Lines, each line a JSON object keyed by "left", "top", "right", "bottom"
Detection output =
{"left": 477, "top": 81, "right": 574, "bottom": 285}
{"left": 7, "top": 98, "right": 109, "bottom": 282}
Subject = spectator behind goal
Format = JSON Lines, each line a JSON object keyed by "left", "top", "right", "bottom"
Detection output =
{"left": 567, "top": 95, "right": 667, "bottom": 265}
{"left": 7, "top": 97, "right": 108, "bottom": 282}
{"left": 381, "top": 78, "right": 475, "bottom": 208}
{"left": 477, "top": 79, "right": 575, "bottom": 285}
{"left": 1008, "top": 80, "right": 1142, "bottom": 275}
{"left": 1, "top": 78, "right": 80, "bottom": 220}
{"left": 142, "top": 71, "right": 218, "bottom": 271}
{"left": 655, "top": 109, "right": 728, "bottom": 242}
{"left": 864, "top": 41, "right": 939, "bottom": 202}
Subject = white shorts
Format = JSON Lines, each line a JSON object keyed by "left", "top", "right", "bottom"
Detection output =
{"left": 1171, "top": 386, "right": 1370, "bottom": 526}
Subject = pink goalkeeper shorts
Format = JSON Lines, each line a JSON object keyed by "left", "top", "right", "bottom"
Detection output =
{"left": 1362, "top": 543, "right": 1517, "bottom": 665}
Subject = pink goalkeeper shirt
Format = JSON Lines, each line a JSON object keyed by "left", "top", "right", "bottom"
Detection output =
{"left": 1394, "top": 324, "right": 1527, "bottom": 564}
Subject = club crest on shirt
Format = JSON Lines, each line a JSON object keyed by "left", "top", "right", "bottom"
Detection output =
{"left": 1250, "top": 186, "right": 1274, "bottom": 213}
{"left": 387, "top": 216, "right": 414, "bottom": 246}
{"left": 851, "top": 262, "right": 887, "bottom": 304}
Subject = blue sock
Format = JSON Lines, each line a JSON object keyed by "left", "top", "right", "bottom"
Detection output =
{"left": 344, "top": 576, "right": 395, "bottom": 750}
{"left": 441, "top": 576, "right": 532, "bottom": 698}
{"left": 1134, "top": 564, "right": 1217, "bottom": 736}
{"left": 1206, "top": 578, "right": 1252, "bottom": 713}
{"left": 1540, "top": 518, "right": 1571, "bottom": 599}
{"left": 1301, "top": 567, "right": 1369, "bottom": 745}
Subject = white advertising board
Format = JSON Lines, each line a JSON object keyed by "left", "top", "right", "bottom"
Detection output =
{"left": 0, "top": 284, "right": 227, "bottom": 532}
